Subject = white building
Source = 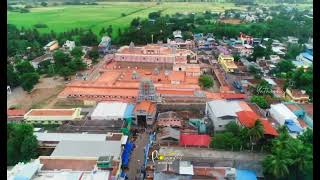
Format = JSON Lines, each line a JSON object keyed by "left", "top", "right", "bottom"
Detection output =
{"left": 91, "top": 102, "right": 134, "bottom": 120}
{"left": 62, "top": 40, "right": 76, "bottom": 51}
{"left": 206, "top": 100, "right": 244, "bottom": 131}
{"left": 269, "top": 103, "right": 298, "bottom": 126}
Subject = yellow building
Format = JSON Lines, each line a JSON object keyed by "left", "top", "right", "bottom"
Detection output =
{"left": 44, "top": 40, "right": 59, "bottom": 51}
{"left": 218, "top": 54, "right": 238, "bottom": 72}
{"left": 285, "top": 89, "right": 309, "bottom": 103}
{"left": 24, "top": 108, "right": 82, "bottom": 124}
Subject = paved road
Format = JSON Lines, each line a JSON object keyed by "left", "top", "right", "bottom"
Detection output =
{"left": 127, "top": 132, "right": 149, "bottom": 180}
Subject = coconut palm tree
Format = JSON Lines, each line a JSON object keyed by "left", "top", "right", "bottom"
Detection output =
{"left": 248, "top": 120, "right": 264, "bottom": 150}
{"left": 262, "top": 149, "right": 293, "bottom": 178}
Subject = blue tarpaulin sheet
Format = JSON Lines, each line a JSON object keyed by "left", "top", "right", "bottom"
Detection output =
{"left": 124, "top": 104, "right": 135, "bottom": 119}
{"left": 285, "top": 119, "right": 303, "bottom": 133}
{"left": 122, "top": 142, "right": 134, "bottom": 167}
{"left": 236, "top": 169, "right": 257, "bottom": 180}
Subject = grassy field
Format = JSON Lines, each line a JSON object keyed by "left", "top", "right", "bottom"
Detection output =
{"left": 7, "top": 2, "right": 246, "bottom": 37}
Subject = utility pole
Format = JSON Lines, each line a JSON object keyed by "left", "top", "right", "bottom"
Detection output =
{"left": 151, "top": 34, "right": 154, "bottom": 44}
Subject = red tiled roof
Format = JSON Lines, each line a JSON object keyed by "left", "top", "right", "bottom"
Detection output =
{"left": 260, "top": 119, "right": 278, "bottom": 136}
{"left": 134, "top": 101, "right": 156, "bottom": 114}
{"left": 237, "top": 111, "right": 278, "bottom": 136}
{"left": 180, "top": 134, "right": 211, "bottom": 147}
{"left": 220, "top": 93, "right": 247, "bottom": 99}
{"left": 7, "top": 109, "right": 26, "bottom": 117}
{"left": 27, "top": 109, "right": 76, "bottom": 116}
{"left": 169, "top": 71, "right": 185, "bottom": 82}
{"left": 236, "top": 111, "right": 259, "bottom": 128}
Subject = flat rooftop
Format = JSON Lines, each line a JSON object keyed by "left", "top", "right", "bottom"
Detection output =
{"left": 51, "top": 140, "right": 122, "bottom": 159}
{"left": 34, "top": 132, "right": 108, "bottom": 142}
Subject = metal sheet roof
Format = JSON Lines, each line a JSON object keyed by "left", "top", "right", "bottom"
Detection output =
{"left": 34, "top": 132, "right": 107, "bottom": 142}
{"left": 207, "top": 100, "right": 242, "bottom": 117}
{"left": 91, "top": 102, "right": 128, "bottom": 120}
{"left": 51, "top": 140, "right": 122, "bottom": 159}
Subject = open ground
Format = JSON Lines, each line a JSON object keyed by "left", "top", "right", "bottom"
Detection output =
{"left": 8, "top": 2, "right": 246, "bottom": 37}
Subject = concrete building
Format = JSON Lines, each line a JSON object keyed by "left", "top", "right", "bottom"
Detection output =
{"left": 98, "top": 36, "right": 111, "bottom": 54}
{"left": 90, "top": 102, "right": 134, "bottom": 120}
{"left": 43, "top": 40, "right": 59, "bottom": 52}
{"left": 218, "top": 54, "right": 237, "bottom": 73}
{"left": 133, "top": 100, "right": 157, "bottom": 126}
{"left": 24, "top": 108, "right": 82, "bottom": 124}
{"left": 285, "top": 89, "right": 309, "bottom": 103}
{"left": 115, "top": 43, "right": 197, "bottom": 65}
{"left": 206, "top": 100, "right": 250, "bottom": 131}
{"left": 62, "top": 40, "right": 76, "bottom": 51}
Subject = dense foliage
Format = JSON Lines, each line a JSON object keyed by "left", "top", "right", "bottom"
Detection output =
{"left": 262, "top": 128, "right": 313, "bottom": 179}
{"left": 7, "top": 123, "right": 39, "bottom": 166}
{"left": 198, "top": 74, "right": 214, "bottom": 88}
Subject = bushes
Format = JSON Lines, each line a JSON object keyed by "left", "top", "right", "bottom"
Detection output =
{"left": 33, "top": 23, "right": 48, "bottom": 28}
{"left": 250, "top": 95, "right": 269, "bottom": 109}
{"left": 199, "top": 75, "right": 214, "bottom": 89}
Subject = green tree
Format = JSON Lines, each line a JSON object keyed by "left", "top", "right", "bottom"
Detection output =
{"left": 225, "top": 122, "right": 241, "bottom": 136}
{"left": 71, "top": 46, "right": 84, "bottom": 58}
{"left": 211, "top": 132, "right": 241, "bottom": 150}
{"left": 250, "top": 95, "right": 269, "bottom": 109}
{"left": 53, "top": 50, "right": 71, "bottom": 67}
{"left": 274, "top": 60, "right": 295, "bottom": 75}
{"left": 59, "top": 67, "right": 73, "bottom": 80}
{"left": 255, "top": 80, "right": 273, "bottom": 96}
{"left": 20, "top": 72, "right": 40, "bottom": 92}
{"left": 20, "top": 135, "right": 39, "bottom": 162}
{"left": 106, "top": 25, "right": 113, "bottom": 37}
{"left": 285, "top": 44, "right": 304, "bottom": 59}
{"left": 148, "top": 11, "right": 161, "bottom": 19}
{"left": 7, "top": 64, "right": 20, "bottom": 88}
{"left": 99, "top": 27, "right": 106, "bottom": 36}
{"left": 7, "top": 123, "right": 38, "bottom": 166}
{"left": 251, "top": 46, "right": 266, "bottom": 61}
{"left": 199, "top": 75, "right": 214, "bottom": 89}
{"left": 298, "top": 128, "right": 313, "bottom": 145}
{"left": 15, "top": 60, "right": 35, "bottom": 74}
{"left": 40, "top": 2, "right": 48, "bottom": 7}
{"left": 248, "top": 120, "right": 264, "bottom": 150}
{"left": 88, "top": 48, "right": 99, "bottom": 63}
{"left": 262, "top": 149, "right": 293, "bottom": 178}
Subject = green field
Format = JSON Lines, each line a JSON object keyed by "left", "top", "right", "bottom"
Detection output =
{"left": 7, "top": 2, "right": 246, "bottom": 37}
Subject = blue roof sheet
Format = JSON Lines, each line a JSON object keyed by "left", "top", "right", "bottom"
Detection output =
{"left": 285, "top": 119, "right": 303, "bottom": 133}
{"left": 301, "top": 52, "right": 313, "bottom": 61}
{"left": 236, "top": 169, "right": 257, "bottom": 180}
{"left": 14, "top": 161, "right": 40, "bottom": 180}
{"left": 124, "top": 104, "right": 135, "bottom": 118}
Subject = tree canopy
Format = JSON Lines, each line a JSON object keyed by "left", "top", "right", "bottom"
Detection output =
{"left": 7, "top": 123, "right": 39, "bottom": 166}
{"left": 199, "top": 75, "right": 214, "bottom": 89}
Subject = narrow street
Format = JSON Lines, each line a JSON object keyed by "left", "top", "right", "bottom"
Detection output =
{"left": 127, "top": 131, "right": 149, "bottom": 180}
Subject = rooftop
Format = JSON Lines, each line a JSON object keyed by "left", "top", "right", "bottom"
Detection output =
{"left": 51, "top": 140, "right": 122, "bottom": 159}
{"left": 91, "top": 102, "right": 129, "bottom": 120}
{"left": 179, "top": 134, "right": 211, "bottom": 147}
{"left": 134, "top": 101, "right": 156, "bottom": 114}
{"left": 7, "top": 109, "right": 26, "bottom": 117}
{"left": 34, "top": 132, "right": 109, "bottom": 142}
{"left": 25, "top": 109, "right": 77, "bottom": 117}
{"left": 207, "top": 100, "right": 246, "bottom": 117}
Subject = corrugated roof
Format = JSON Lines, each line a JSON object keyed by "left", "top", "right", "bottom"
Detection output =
{"left": 34, "top": 132, "right": 108, "bottom": 142}
{"left": 236, "top": 169, "right": 257, "bottom": 180}
{"left": 180, "top": 134, "right": 211, "bottom": 147}
{"left": 207, "top": 100, "right": 242, "bottom": 117}
{"left": 51, "top": 140, "right": 122, "bottom": 158}
{"left": 91, "top": 102, "right": 128, "bottom": 120}
{"left": 158, "top": 127, "right": 180, "bottom": 141}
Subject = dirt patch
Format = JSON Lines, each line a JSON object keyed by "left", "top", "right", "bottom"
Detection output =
{"left": 219, "top": 18, "right": 242, "bottom": 24}
{"left": 7, "top": 76, "right": 65, "bottom": 110}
